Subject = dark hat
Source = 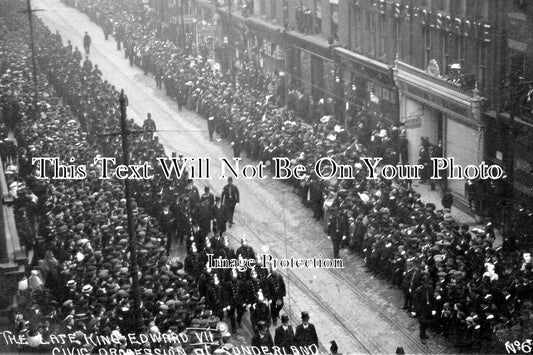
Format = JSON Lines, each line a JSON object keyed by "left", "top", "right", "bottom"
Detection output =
{"left": 301, "top": 311, "right": 309, "bottom": 320}
{"left": 281, "top": 315, "right": 289, "bottom": 323}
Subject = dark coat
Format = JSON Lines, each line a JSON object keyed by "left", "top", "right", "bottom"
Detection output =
{"left": 294, "top": 323, "right": 318, "bottom": 347}
{"left": 274, "top": 324, "right": 295, "bottom": 349}
{"left": 251, "top": 332, "right": 274, "bottom": 349}
{"left": 221, "top": 184, "right": 240, "bottom": 205}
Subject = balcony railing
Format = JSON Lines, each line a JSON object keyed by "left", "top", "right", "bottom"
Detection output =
{"left": 396, "top": 61, "right": 476, "bottom": 98}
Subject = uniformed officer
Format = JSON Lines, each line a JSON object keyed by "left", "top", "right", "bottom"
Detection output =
{"left": 206, "top": 274, "right": 225, "bottom": 320}
{"left": 267, "top": 267, "right": 286, "bottom": 325}
{"left": 224, "top": 268, "right": 246, "bottom": 333}
{"left": 236, "top": 237, "right": 255, "bottom": 260}
{"left": 250, "top": 290, "right": 271, "bottom": 333}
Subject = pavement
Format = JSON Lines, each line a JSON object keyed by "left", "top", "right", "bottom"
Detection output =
{"left": 30, "top": 1, "right": 485, "bottom": 353}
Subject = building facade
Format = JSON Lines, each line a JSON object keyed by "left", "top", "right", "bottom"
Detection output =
{"left": 167, "top": 0, "right": 532, "bottom": 211}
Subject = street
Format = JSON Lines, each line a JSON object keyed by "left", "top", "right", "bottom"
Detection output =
{"left": 36, "top": 1, "right": 455, "bottom": 353}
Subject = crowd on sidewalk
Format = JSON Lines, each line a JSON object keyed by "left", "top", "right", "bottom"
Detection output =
{"left": 65, "top": 0, "right": 533, "bottom": 352}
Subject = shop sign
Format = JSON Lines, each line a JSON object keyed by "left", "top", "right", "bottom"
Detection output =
{"left": 402, "top": 116, "right": 422, "bottom": 129}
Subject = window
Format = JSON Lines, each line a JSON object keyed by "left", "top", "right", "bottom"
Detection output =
{"left": 394, "top": 20, "right": 402, "bottom": 59}
{"left": 314, "top": 0, "right": 322, "bottom": 34}
{"left": 512, "top": 0, "right": 528, "bottom": 12}
{"left": 423, "top": 26, "right": 431, "bottom": 65}
{"left": 456, "top": 36, "right": 465, "bottom": 68}
{"left": 478, "top": 44, "right": 487, "bottom": 90}
{"left": 271, "top": 0, "right": 276, "bottom": 19}
{"left": 509, "top": 50, "right": 532, "bottom": 80}
{"left": 330, "top": 4, "right": 338, "bottom": 40}
{"left": 260, "top": 0, "right": 266, "bottom": 15}
{"left": 282, "top": 0, "right": 288, "bottom": 24}
{"left": 351, "top": 6, "right": 362, "bottom": 51}
{"left": 368, "top": 11, "right": 377, "bottom": 57}
{"left": 441, "top": 32, "right": 449, "bottom": 75}
{"left": 378, "top": 15, "right": 386, "bottom": 58}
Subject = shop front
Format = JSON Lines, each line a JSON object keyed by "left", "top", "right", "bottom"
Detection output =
{"left": 394, "top": 60, "right": 484, "bottom": 202}
{"left": 334, "top": 47, "right": 398, "bottom": 128}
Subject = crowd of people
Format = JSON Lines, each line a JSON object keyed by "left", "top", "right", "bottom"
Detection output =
{"left": 68, "top": 0, "right": 533, "bottom": 353}
{"left": 0, "top": 3, "right": 304, "bottom": 354}
{"left": 0, "top": 0, "right": 532, "bottom": 353}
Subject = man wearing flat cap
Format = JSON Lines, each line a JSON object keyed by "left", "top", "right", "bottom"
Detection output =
{"left": 274, "top": 314, "right": 294, "bottom": 351}
{"left": 294, "top": 311, "right": 318, "bottom": 347}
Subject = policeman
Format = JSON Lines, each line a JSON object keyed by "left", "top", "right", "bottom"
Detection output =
{"left": 236, "top": 237, "right": 255, "bottom": 260}
{"left": 267, "top": 266, "right": 286, "bottom": 325}
{"left": 206, "top": 274, "right": 225, "bottom": 320}
{"left": 224, "top": 268, "right": 246, "bottom": 333}
{"left": 250, "top": 290, "right": 271, "bottom": 333}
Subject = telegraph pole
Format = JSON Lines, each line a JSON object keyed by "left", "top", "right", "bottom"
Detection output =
{"left": 118, "top": 90, "right": 143, "bottom": 332}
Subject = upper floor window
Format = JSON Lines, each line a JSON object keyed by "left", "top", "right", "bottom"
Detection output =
{"left": 512, "top": 0, "right": 528, "bottom": 12}
{"left": 394, "top": 19, "right": 402, "bottom": 59}
{"left": 330, "top": 3, "right": 338, "bottom": 41}
{"left": 314, "top": 0, "right": 322, "bottom": 34}
{"left": 271, "top": 0, "right": 277, "bottom": 19}
{"left": 441, "top": 32, "right": 450, "bottom": 75}
{"left": 478, "top": 43, "right": 488, "bottom": 91}
{"left": 423, "top": 26, "right": 431, "bottom": 66}
{"left": 368, "top": 11, "right": 377, "bottom": 57}
{"left": 351, "top": 5, "right": 362, "bottom": 51}
{"left": 378, "top": 15, "right": 386, "bottom": 58}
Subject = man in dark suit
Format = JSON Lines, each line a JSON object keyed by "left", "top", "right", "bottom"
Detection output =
{"left": 274, "top": 314, "right": 294, "bottom": 351}
{"left": 413, "top": 275, "right": 434, "bottom": 341}
{"left": 327, "top": 207, "right": 348, "bottom": 259}
{"left": 201, "top": 186, "right": 215, "bottom": 207}
{"left": 221, "top": 177, "right": 239, "bottom": 227}
{"left": 213, "top": 196, "right": 227, "bottom": 235}
{"left": 158, "top": 204, "right": 175, "bottom": 254}
{"left": 294, "top": 311, "right": 318, "bottom": 347}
